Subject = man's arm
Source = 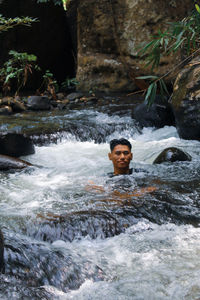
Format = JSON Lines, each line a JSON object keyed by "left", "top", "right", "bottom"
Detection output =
{"left": 85, "top": 181, "right": 157, "bottom": 196}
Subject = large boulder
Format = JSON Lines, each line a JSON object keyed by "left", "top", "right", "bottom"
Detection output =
{"left": 171, "top": 57, "right": 200, "bottom": 140}
{"left": 77, "top": 0, "right": 193, "bottom": 92}
{"left": 132, "top": 96, "right": 175, "bottom": 128}
{"left": 0, "top": 133, "right": 35, "bottom": 157}
{"left": 153, "top": 147, "right": 192, "bottom": 164}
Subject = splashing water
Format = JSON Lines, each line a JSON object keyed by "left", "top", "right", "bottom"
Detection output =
{"left": 0, "top": 109, "right": 200, "bottom": 299}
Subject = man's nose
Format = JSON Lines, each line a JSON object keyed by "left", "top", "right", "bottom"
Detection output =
{"left": 120, "top": 153, "right": 125, "bottom": 159}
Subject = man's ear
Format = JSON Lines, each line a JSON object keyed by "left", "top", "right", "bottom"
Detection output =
{"left": 130, "top": 153, "right": 133, "bottom": 160}
{"left": 108, "top": 153, "right": 112, "bottom": 160}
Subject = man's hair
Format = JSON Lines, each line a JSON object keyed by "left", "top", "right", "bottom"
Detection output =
{"left": 110, "top": 138, "right": 132, "bottom": 151}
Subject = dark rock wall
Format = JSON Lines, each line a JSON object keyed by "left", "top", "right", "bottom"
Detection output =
{"left": 0, "top": 0, "right": 75, "bottom": 89}
{"left": 77, "top": 0, "right": 193, "bottom": 92}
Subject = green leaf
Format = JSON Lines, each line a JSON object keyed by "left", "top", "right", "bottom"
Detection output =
{"left": 147, "top": 82, "right": 157, "bottom": 107}
{"left": 137, "top": 40, "right": 155, "bottom": 56}
{"left": 144, "top": 82, "right": 155, "bottom": 105}
{"left": 195, "top": 4, "right": 200, "bottom": 14}
{"left": 172, "top": 37, "right": 186, "bottom": 51}
{"left": 159, "top": 79, "right": 170, "bottom": 96}
{"left": 136, "top": 75, "right": 158, "bottom": 80}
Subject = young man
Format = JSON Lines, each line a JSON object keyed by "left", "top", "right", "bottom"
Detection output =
{"left": 86, "top": 138, "right": 157, "bottom": 197}
{"left": 108, "top": 138, "right": 133, "bottom": 176}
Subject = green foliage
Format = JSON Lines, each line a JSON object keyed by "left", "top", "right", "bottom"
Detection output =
{"left": 37, "top": 70, "right": 58, "bottom": 99}
{"left": 0, "top": 50, "right": 76, "bottom": 97}
{"left": 0, "top": 50, "right": 41, "bottom": 95}
{"left": 138, "top": 8, "right": 200, "bottom": 70}
{"left": 136, "top": 4, "right": 200, "bottom": 106}
{"left": 42, "top": 70, "right": 59, "bottom": 92}
{"left": 0, "top": 15, "right": 39, "bottom": 95}
{"left": 136, "top": 75, "right": 169, "bottom": 107}
{"left": 61, "top": 77, "right": 78, "bottom": 91}
{"left": 36, "top": 0, "right": 70, "bottom": 8}
{"left": 37, "top": 0, "right": 62, "bottom": 4}
{"left": 195, "top": 4, "right": 200, "bottom": 14}
{"left": 0, "top": 15, "right": 37, "bottom": 33}
{"left": 42, "top": 70, "right": 55, "bottom": 81}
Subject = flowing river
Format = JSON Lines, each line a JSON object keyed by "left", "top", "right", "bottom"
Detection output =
{"left": 1, "top": 108, "right": 200, "bottom": 299}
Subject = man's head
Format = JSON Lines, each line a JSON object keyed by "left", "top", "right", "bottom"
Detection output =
{"left": 108, "top": 138, "right": 132, "bottom": 175}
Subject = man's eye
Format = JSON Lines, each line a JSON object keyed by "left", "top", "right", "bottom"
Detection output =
{"left": 124, "top": 151, "right": 129, "bottom": 155}
{"left": 115, "top": 152, "right": 121, "bottom": 155}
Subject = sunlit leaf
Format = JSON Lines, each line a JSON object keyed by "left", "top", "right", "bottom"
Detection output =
{"left": 195, "top": 4, "right": 200, "bottom": 14}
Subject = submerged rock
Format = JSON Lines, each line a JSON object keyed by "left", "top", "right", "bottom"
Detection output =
{"left": 4, "top": 231, "right": 106, "bottom": 293}
{"left": 0, "top": 154, "right": 33, "bottom": 171}
{"left": 0, "top": 133, "right": 35, "bottom": 157}
{"left": 29, "top": 210, "right": 139, "bottom": 242}
{"left": 153, "top": 147, "right": 192, "bottom": 164}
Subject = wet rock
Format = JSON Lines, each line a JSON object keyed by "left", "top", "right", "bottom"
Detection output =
{"left": 5, "top": 231, "right": 105, "bottom": 292}
{"left": 171, "top": 57, "right": 200, "bottom": 140}
{"left": 0, "top": 97, "right": 26, "bottom": 113}
{"left": 0, "top": 105, "right": 12, "bottom": 115}
{"left": 0, "top": 229, "right": 4, "bottom": 273}
{"left": 28, "top": 191, "right": 199, "bottom": 243}
{"left": 66, "top": 92, "right": 83, "bottom": 101}
{"left": 153, "top": 147, "right": 192, "bottom": 164}
{"left": 30, "top": 211, "right": 139, "bottom": 242}
{"left": 27, "top": 96, "right": 51, "bottom": 111}
{"left": 11, "top": 100, "right": 26, "bottom": 113}
{"left": 56, "top": 99, "right": 70, "bottom": 110}
{"left": 0, "top": 282, "right": 54, "bottom": 300}
{"left": 56, "top": 93, "right": 65, "bottom": 100}
{"left": 83, "top": 96, "right": 98, "bottom": 103}
{"left": 0, "top": 96, "right": 13, "bottom": 104}
{"left": 0, "top": 95, "right": 141, "bottom": 146}
{"left": 132, "top": 96, "right": 175, "bottom": 128}
{"left": 0, "top": 133, "right": 35, "bottom": 157}
{"left": 0, "top": 154, "right": 33, "bottom": 171}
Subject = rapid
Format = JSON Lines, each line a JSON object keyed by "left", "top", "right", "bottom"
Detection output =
{"left": 0, "top": 108, "right": 200, "bottom": 299}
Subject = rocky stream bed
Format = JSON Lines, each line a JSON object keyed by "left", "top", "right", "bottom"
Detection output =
{"left": 0, "top": 92, "right": 200, "bottom": 299}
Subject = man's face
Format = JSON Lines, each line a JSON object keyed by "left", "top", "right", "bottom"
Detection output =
{"left": 108, "top": 144, "right": 132, "bottom": 172}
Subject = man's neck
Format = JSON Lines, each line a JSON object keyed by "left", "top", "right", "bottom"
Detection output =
{"left": 113, "top": 167, "right": 130, "bottom": 175}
